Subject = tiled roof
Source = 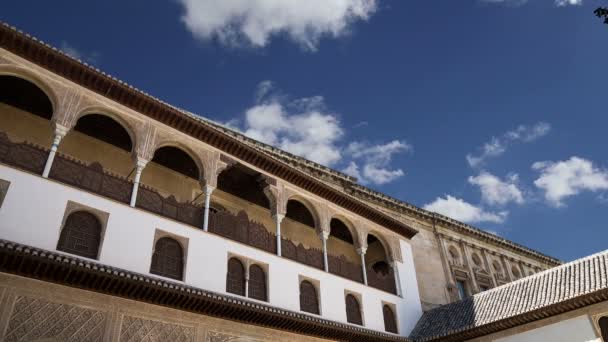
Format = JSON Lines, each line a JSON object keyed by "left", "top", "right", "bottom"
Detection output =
{"left": 0, "top": 239, "right": 410, "bottom": 342}
{"left": 410, "top": 249, "right": 608, "bottom": 341}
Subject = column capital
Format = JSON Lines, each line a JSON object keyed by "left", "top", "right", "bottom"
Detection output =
{"left": 272, "top": 213, "right": 285, "bottom": 222}
{"left": 53, "top": 122, "right": 70, "bottom": 137}
{"left": 201, "top": 184, "right": 216, "bottom": 194}
{"left": 134, "top": 157, "right": 149, "bottom": 169}
{"left": 356, "top": 247, "right": 367, "bottom": 256}
{"left": 319, "top": 230, "right": 330, "bottom": 241}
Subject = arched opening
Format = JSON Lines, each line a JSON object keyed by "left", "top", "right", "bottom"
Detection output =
{"left": 226, "top": 258, "right": 246, "bottom": 296}
{"left": 365, "top": 233, "right": 396, "bottom": 294}
{"left": 57, "top": 113, "right": 134, "bottom": 176}
{"left": 57, "top": 211, "right": 102, "bottom": 259}
{"left": 448, "top": 246, "right": 460, "bottom": 265}
{"left": 281, "top": 198, "right": 323, "bottom": 262}
{"left": 345, "top": 294, "right": 363, "bottom": 325}
{"left": 492, "top": 261, "right": 503, "bottom": 277}
{"left": 471, "top": 253, "right": 483, "bottom": 269}
{"left": 217, "top": 164, "right": 270, "bottom": 209}
{"left": 382, "top": 304, "right": 398, "bottom": 334}
{"left": 150, "top": 237, "right": 184, "bottom": 281}
{"left": 0, "top": 76, "right": 54, "bottom": 173}
{"left": 599, "top": 316, "right": 608, "bottom": 341}
{"left": 327, "top": 218, "right": 362, "bottom": 282}
{"left": 299, "top": 280, "right": 319, "bottom": 315}
{"left": 248, "top": 264, "right": 267, "bottom": 301}
{"left": 139, "top": 145, "right": 202, "bottom": 204}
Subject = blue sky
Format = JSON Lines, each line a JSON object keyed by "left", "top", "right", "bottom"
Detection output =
{"left": 3, "top": 0, "right": 607, "bottom": 262}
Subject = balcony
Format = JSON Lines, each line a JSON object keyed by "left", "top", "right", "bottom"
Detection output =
{"left": 0, "top": 78, "right": 397, "bottom": 295}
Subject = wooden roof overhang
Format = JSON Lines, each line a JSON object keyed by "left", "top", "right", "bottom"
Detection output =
{"left": 0, "top": 22, "right": 417, "bottom": 240}
{"left": 0, "top": 240, "right": 411, "bottom": 342}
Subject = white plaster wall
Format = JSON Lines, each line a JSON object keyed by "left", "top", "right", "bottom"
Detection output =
{"left": 0, "top": 164, "right": 423, "bottom": 336}
{"left": 493, "top": 315, "right": 599, "bottom": 342}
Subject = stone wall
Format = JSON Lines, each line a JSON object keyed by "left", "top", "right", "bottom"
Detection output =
{"left": 0, "top": 272, "right": 333, "bottom": 342}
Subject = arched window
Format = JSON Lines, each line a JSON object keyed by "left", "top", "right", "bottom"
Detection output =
{"left": 226, "top": 258, "right": 246, "bottom": 296}
{"left": 74, "top": 114, "right": 132, "bottom": 152}
{"left": 599, "top": 316, "right": 608, "bottom": 340}
{"left": 345, "top": 294, "right": 363, "bottom": 325}
{"left": 472, "top": 253, "right": 482, "bottom": 268}
{"left": 248, "top": 264, "right": 267, "bottom": 301}
{"left": 150, "top": 237, "right": 184, "bottom": 280}
{"left": 382, "top": 305, "right": 398, "bottom": 334}
{"left": 492, "top": 260, "right": 502, "bottom": 274}
{"left": 299, "top": 280, "right": 319, "bottom": 314}
{"left": 57, "top": 211, "right": 101, "bottom": 259}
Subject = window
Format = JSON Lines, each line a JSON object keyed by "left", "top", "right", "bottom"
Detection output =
{"left": 248, "top": 264, "right": 267, "bottom": 301}
{"left": 382, "top": 304, "right": 398, "bottom": 334}
{"left": 512, "top": 266, "right": 521, "bottom": 279}
{"left": 226, "top": 258, "right": 246, "bottom": 296}
{"left": 150, "top": 237, "right": 184, "bottom": 280}
{"left": 456, "top": 280, "right": 468, "bottom": 300}
{"left": 57, "top": 211, "right": 102, "bottom": 259}
{"left": 345, "top": 294, "right": 363, "bottom": 325}
{"left": 300, "top": 280, "right": 319, "bottom": 314}
{"left": 599, "top": 316, "right": 608, "bottom": 340}
{"left": 472, "top": 253, "right": 482, "bottom": 268}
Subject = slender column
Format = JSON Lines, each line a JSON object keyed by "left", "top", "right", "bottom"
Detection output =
{"left": 129, "top": 158, "right": 148, "bottom": 207}
{"left": 245, "top": 264, "right": 250, "bottom": 297}
{"left": 320, "top": 231, "right": 329, "bottom": 272}
{"left": 274, "top": 214, "right": 284, "bottom": 256}
{"left": 202, "top": 185, "right": 215, "bottom": 232}
{"left": 358, "top": 247, "right": 368, "bottom": 285}
{"left": 391, "top": 261, "right": 403, "bottom": 297}
{"left": 42, "top": 124, "right": 69, "bottom": 178}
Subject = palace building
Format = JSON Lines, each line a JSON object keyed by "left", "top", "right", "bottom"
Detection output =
{"left": 0, "top": 21, "right": 607, "bottom": 341}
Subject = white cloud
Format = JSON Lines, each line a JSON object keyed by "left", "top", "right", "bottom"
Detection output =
{"left": 177, "top": 0, "right": 378, "bottom": 51}
{"left": 423, "top": 195, "right": 508, "bottom": 224}
{"left": 555, "top": 0, "right": 582, "bottom": 6}
{"left": 227, "top": 81, "right": 410, "bottom": 185}
{"left": 468, "top": 171, "right": 524, "bottom": 206}
{"left": 467, "top": 122, "right": 551, "bottom": 168}
{"left": 60, "top": 41, "right": 99, "bottom": 64}
{"left": 343, "top": 140, "right": 410, "bottom": 185}
{"left": 532, "top": 157, "right": 608, "bottom": 207}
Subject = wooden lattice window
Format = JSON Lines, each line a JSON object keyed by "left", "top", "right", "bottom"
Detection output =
{"left": 150, "top": 237, "right": 184, "bottom": 280}
{"left": 57, "top": 211, "right": 101, "bottom": 259}
{"left": 383, "top": 304, "right": 398, "bottom": 334}
{"left": 299, "top": 280, "right": 319, "bottom": 314}
{"left": 226, "top": 258, "right": 246, "bottom": 296}
{"left": 248, "top": 264, "right": 267, "bottom": 301}
{"left": 345, "top": 294, "right": 362, "bottom": 325}
{"left": 599, "top": 316, "right": 608, "bottom": 341}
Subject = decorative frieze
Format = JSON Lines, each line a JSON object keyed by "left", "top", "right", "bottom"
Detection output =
{"left": 120, "top": 315, "right": 195, "bottom": 342}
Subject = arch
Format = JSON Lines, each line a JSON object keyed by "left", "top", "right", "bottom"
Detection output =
{"left": 0, "top": 65, "right": 58, "bottom": 116}
{"left": 217, "top": 163, "right": 270, "bottom": 209}
{"left": 73, "top": 113, "right": 134, "bottom": 152}
{"left": 150, "top": 237, "right": 184, "bottom": 280}
{"left": 57, "top": 211, "right": 102, "bottom": 259}
{"left": 73, "top": 107, "right": 139, "bottom": 150}
{"left": 0, "top": 75, "right": 54, "bottom": 120}
{"left": 226, "top": 257, "right": 246, "bottom": 296}
{"left": 150, "top": 145, "right": 201, "bottom": 180}
{"left": 382, "top": 304, "right": 398, "bottom": 334}
{"left": 299, "top": 280, "right": 320, "bottom": 314}
{"left": 248, "top": 264, "right": 267, "bottom": 301}
{"left": 372, "top": 260, "right": 391, "bottom": 276}
{"left": 599, "top": 316, "right": 608, "bottom": 340}
{"left": 366, "top": 232, "right": 391, "bottom": 263}
{"left": 345, "top": 294, "right": 363, "bottom": 325}
{"left": 151, "top": 140, "right": 205, "bottom": 179}
{"left": 329, "top": 217, "right": 357, "bottom": 245}
{"left": 285, "top": 198, "right": 318, "bottom": 229}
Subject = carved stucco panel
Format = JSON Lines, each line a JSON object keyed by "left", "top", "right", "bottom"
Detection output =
{"left": 119, "top": 315, "right": 195, "bottom": 342}
{"left": 3, "top": 295, "right": 107, "bottom": 342}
